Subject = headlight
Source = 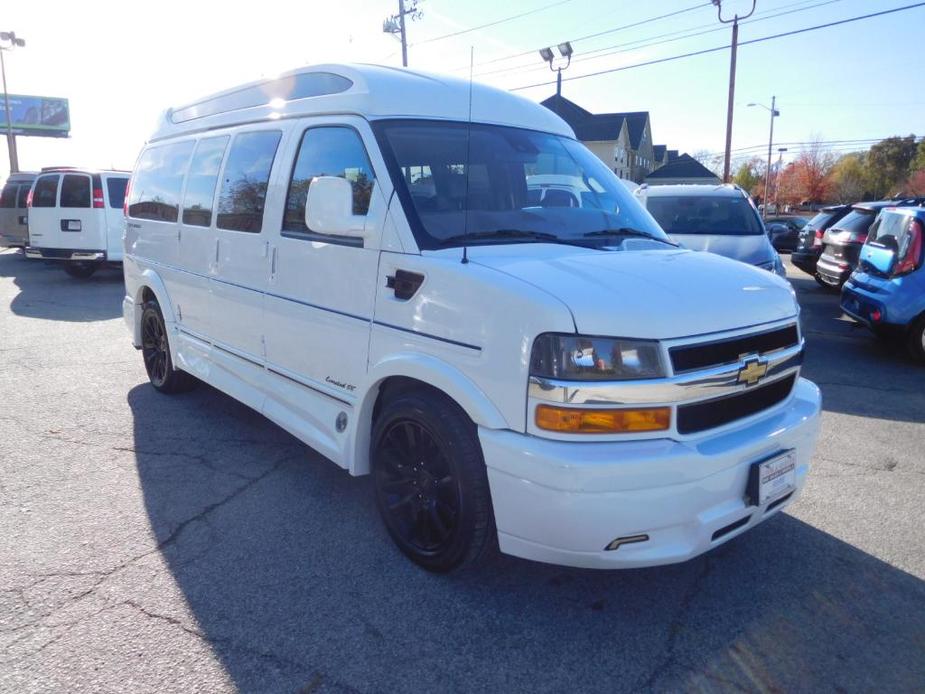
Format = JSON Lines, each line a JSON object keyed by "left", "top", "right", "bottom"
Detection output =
{"left": 757, "top": 256, "right": 787, "bottom": 277}
{"left": 530, "top": 333, "right": 666, "bottom": 381}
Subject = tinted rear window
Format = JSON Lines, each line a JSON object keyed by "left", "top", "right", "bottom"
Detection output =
{"left": 106, "top": 178, "right": 128, "bottom": 209}
{"left": 0, "top": 184, "right": 16, "bottom": 208}
{"left": 17, "top": 184, "right": 30, "bottom": 208}
{"left": 128, "top": 141, "right": 195, "bottom": 222}
{"left": 32, "top": 176, "right": 59, "bottom": 207}
{"left": 806, "top": 211, "right": 836, "bottom": 230}
{"left": 182, "top": 136, "right": 229, "bottom": 227}
{"left": 60, "top": 174, "right": 91, "bottom": 208}
{"left": 216, "top": 130, "right": 281, "bottom": 233}
{"left": 833, "top": 209, "right": 876, "bottom": 234}
{"left": 646, "top": 195, "right": 763, "bottom": 235}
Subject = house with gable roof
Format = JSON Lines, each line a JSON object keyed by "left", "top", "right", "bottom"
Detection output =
{"left": 540, "top": 94, "right": 658, "bottom": 183}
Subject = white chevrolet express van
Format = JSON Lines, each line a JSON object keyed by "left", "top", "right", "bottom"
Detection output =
{"left": 25, "top": 167, "right": 130, "bottom": 277}
{"left": 123, "top": 65, "right": 821, "bottom": 572}
{"left": 0, "top": 172, "right": 36, "bottom": 248}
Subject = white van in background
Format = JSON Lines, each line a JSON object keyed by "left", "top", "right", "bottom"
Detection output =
{"left": 123, "top": 64, "right": 820, "bottom": 572}
{"left": 0, "top": 172, "right": 37, "bottom": 248}
{"left": 25, "top": 167, "right": 130, "bottom": 278}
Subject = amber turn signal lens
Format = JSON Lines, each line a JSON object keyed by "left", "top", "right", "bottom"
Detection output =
{"left": 535, "top": 404, "right": 670, "bottom": 433}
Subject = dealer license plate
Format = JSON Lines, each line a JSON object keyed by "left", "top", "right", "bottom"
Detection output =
{"left": 748, "top": 451, "right": 796, "bottom": 506}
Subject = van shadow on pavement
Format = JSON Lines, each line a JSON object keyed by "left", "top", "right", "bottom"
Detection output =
{"left": 128, "top": 382, "right": 925, "bottom": 693}
{"left": 0, "top": 248, "right": 123, "bottom": 322}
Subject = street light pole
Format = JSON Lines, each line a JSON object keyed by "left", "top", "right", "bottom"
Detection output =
{"left": 748, "top": 97, "right": 780, "bottom": 219}
{"left": 0, "top": 31, "right": 26, "bottom": 174}
{"left": 774, "top": 146, "right": 787, "bottom": 209}
{"left": 713, "top": 1, "right": 756, "bottom": 184}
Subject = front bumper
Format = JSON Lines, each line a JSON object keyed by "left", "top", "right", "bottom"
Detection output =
{"left": 480, "top": 377, "right": 821, "bottom": 569}
{"left": 24, "top": 247, "right": 106, "bottom": 262}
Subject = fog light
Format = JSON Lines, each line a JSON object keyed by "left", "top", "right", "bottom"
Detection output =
{"left": 535, "top": 405, "right": 670, "bottom": 433}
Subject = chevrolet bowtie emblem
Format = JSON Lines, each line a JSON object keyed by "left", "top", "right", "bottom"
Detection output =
{"left": 737, "top": 358, "right": 768, "bottom": 386}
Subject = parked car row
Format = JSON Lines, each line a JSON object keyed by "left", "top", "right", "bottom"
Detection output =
{"left": 0, "top": 167, "right": 130, "bottom": 277}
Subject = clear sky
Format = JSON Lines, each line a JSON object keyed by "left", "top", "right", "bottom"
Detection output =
{"left": 2, "top": 0, "right": 922, "bottom": 179}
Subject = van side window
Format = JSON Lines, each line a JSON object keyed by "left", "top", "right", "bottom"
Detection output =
{"left": 182, "top": 136, "right": 229, "bottom": 227}
{"left": 60, "top": 174, "right": 91, "bottom": 208}
{"left": 32, "top": 176, "right": 59, "bottom": 208}
{"left": 0, "top": 183, "right": 16, "bottom": 208}
{"left": 216, "top": 130, "right": 281, "bottom": 233}
{"left": 17, "top": 184, "right": 30, "bottom": 209}
{"left": 106, "top": 178, "right": 128, "bottom": 209}
{"left": 283, "top": 126, "right": 374, "bottom": 234}
{"left": 128, "top": 141, "right": 195, "bottom": 222}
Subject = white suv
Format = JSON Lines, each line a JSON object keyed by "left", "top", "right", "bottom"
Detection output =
{"left": 122, "top": 64, "right": 820, "bottom": 572}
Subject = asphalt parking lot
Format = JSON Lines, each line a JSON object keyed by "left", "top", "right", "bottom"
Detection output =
{"left": 1, "top": 248, "right": 923, "bottom": 693}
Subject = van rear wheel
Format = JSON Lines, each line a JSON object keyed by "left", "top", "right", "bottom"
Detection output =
{"left": 140, "top": 299, "right": 198, "bottom": 393}
{"left": 64, "top": 261, "right": 98, "bottom": 279}
{"left": 371, "top": 388, "right": 496, "bottom": 572}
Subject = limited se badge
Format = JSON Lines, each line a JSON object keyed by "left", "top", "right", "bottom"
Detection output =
{"left": 737, "top": 357, "right": 768, "bottom": 386}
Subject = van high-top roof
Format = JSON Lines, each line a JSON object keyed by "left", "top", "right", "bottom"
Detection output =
{"left": 149, "top": 63, "right": 574, "bottom": 143}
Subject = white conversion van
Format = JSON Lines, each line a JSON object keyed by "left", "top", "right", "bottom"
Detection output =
{"left": 25, "top": 167, "right": 130, "bottom": 277}
{"left": 0, "top": 172, "right": 36, "bottom": 248}
{"left": 123, "top": 65, "right": 821, "bottom": 572}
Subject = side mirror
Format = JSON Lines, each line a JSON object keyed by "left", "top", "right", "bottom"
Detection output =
{"left": 305, "top": 176, "right": 365, "bottom": 237}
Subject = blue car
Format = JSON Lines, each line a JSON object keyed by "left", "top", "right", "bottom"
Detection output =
{"left": 841, "top": 206, "right": 925, "bottom": 361}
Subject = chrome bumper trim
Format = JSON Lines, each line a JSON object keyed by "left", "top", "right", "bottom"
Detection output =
{"left": 529, "top": 342, "right": 804, "bottom": 406}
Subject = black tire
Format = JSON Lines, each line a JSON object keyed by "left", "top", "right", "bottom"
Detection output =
{"left": 907, "top": 315, "right": 925, "bottom": 363}
{"left": 64, "top": 261, "right": 98, "bottom": 279}
{"left": 140, "top": 299, "right": 198, "bottom": 393}
{"left": 371, "top": 388, "right": 496, "bottom": 573}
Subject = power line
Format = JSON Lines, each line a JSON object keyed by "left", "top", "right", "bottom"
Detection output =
{"left": 474, "top": 0, "right": 844, "bottom": 80}
{"left": 447, "top": 1, "right": 711, "bottom": 71}
{"left": 411, "top": 0, "right": 576, "bottom": 46}
{"left": 509, "top": 2, "right": 925, "bottom": 91}
{"left": 711, "top": 135, "right": 924, "bottom": 158}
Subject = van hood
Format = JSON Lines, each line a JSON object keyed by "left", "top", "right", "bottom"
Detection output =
{"left": 468, "top": 244, "right": 796, "bottom": 339}
{"left": 671, "top": 233, "right": 774, "bottom": 266}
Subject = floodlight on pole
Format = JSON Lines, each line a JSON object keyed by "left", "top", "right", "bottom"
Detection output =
{"left": 539, "top": 42, "right": 574, "bottom": 107}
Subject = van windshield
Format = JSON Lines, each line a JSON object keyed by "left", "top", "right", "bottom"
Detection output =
{"left": 373, "top": 120, "right": 668, "bottom": 251}
{"left": 645, "top": 195, "right": 764, "bottom": 236}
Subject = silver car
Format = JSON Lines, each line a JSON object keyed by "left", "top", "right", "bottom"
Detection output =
{"left": 636, "top": 184, "right": 786, "bottom": 277}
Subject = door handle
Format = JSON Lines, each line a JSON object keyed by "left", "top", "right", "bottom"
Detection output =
{"left": 214, "top": 238, "right": 220, "bottom": 264}
{"left": 270, "top": 246, "right": 278, "bottom": 278}
{"left": 386, "top": 269, "right": 425, "bottom": 300}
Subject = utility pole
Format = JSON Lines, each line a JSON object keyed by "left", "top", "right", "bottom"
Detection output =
{"left": 713, "top": 0, "right": 756, "bottom": 183}
{"left": 383, "top": 0, "right": 423, "bottom": 67}
{"left": 0, "top": 31, "right": 26, "bottom": 174}
{"left": 747, "top": 97, "right": 780, "bottom": 217}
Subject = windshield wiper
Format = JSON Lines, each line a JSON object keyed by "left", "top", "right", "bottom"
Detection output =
{"left": 582, "top": 227, "right": 678, "bottom": 246}
{"left": 439, "top": 229, "right": 564, "bottom": 246}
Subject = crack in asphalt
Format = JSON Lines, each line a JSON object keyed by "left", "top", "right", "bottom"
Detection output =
{"left": 0, "top": 452, "right": 295, "bottom": 663}
{"left": 634, "top": 556, "right": 717, "bottom": 692}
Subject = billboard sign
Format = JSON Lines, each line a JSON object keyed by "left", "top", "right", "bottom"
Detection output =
{"left": 0, "top": 94, "right": 70, "bottom": 137}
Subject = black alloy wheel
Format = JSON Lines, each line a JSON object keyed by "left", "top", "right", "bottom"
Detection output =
{"left": 140, "top": 299, "right": 198, "bottom": 394}
{"left": 372, "top": 389, "right": 495, "bottom": 572}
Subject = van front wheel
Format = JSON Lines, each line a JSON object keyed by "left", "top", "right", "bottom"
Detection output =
{"left": 372, "top": 389, "right": 496, "bottom": 572}
{"left": 64, "top": 261, "right": 98, "bottom": 279}
{"left": 140, "top": 300, "right": 198, "bottom": 393}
